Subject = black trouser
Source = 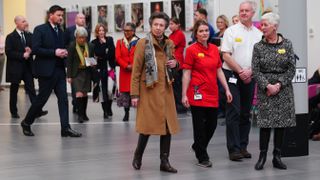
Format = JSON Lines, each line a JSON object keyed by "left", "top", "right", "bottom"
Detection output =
{"left": 24, "top": 67, "right": 70, "bottom": 130}
{"left": 259, "top": 128, "right": 285, "bottom": 151}
{"left": 190, "top": 106, "right": 218, "bottom": 162}
{"left": 173, "top": 70, "right": 187, "bottom": 112}
{"left": 223, "top": 69, "right": 254, "bottom": 153}
{"left": 9, "top": 71, "right": 36, "bottom": 115}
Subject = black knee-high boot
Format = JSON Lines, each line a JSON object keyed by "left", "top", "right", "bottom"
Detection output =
{"left": 106, "top": 100, "right": 113, "bottom": 116}
{"left": 160, "top": 134, "right": 177, "bottom": 173}
{"left": 123, "top": 107, "right": 129, "bottom": 121}
{"left": 273, "top": 128, "right": 287, "bottom": 170}
{"left": 255, "top": 128, "right": 271, "bottom": 170}
{"left": 76, "top": 97, "right": 85, "bottom": 123}
{"left": 83, "top": 96, "right": 89, "bottom": 121}
{"left": 132, "top": 134, "right": 149, "bottom": 170}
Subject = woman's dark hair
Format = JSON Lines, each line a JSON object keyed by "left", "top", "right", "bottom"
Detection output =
{"left": 170, "top": 17, "right": 180, "bottom": 25}
{"left": 192, "top": 19, "right": 209, "bottom": 40}
{"left": 149, "top": 12, "right": 170, "bottom": 29}
{"left": 124, "top": 22, "right": 136, "bottom": 32}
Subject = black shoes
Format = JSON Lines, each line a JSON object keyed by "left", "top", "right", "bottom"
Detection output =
{"left": 21, "top": 121, "right": 34, "bottom": 136}
{"left": 35, "top": 110, "right": 48, "bottom": 118}
{"left": 240, "top": 149, "right": 252, "bottom": 158}
{"left": 11, "top": 113, "right": 20, "bottom": 119}
{"left": 197, "top": 160, "right": 213, "bottom": 168}
{"left": 160, "top": 154, "right": 178, "bottom": 173}
{"left": 272, "top": 149, "right": 287, "bottom": 170}
{"left": 132, "top": 153, "right": 142, "bottom": 170}
{"left": 255, "top": 151, "right": 267, "bottom": 170}
{"left": 61, "top": 128, "right": 82, "bottom": 137}
{"left": 229, "top": 152, "right": 244, "bottom": 161}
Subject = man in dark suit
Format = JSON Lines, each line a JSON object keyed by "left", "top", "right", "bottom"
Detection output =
{"left": 20, "top": 5, "right": 81, "bottom": 137}
{"left": 5, "top": 15, "right": 48, "bottom": 118}
{"left": 64, "top": 13, "right": 91, "bottom": 114}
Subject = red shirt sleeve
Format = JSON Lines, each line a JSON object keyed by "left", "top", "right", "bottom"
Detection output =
{"left": 183, "top": 46, "right": 194, "bottom": 70}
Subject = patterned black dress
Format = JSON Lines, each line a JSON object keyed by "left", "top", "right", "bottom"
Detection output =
{"left": 252, "top": 34, "right": 296, "bottom": 128}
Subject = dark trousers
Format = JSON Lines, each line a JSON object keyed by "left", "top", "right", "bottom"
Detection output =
{"left": 24, "top": 67, "right": 70, "bottom": 130}
{"left": 173, "top": 70, "right": 187, "bottom": 112}
{"left": 99, "top": 69, "right": 110, "bottom": 102}
{"left": 71, "top": 83, "right": 77, "bottom": 110}
{"left": 259, "top": 128, "right": 285, "bottom": 151}
{"left": 190, "top": 106, "right": 218, "bottom": 162}
{"left": 223, "top": 69, "right": 254, "bottom": 153}
{"left": 9, "top": 70, "right": 36, "bottom": 115}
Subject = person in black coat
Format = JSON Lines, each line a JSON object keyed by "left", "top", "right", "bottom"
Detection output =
{"left": 20, "top": 5, "right": 81, "bottom": 137}
{"left": 65, "top": 13, "right": 91, "bottom": 114}
{"left": 5, "top": 15, "right": 47, "bottom": 119}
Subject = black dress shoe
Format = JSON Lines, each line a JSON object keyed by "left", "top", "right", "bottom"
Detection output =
{"left": 35, "top": 110, "right": 48, "bottom": 118}
{"left": 21, "top": 121, "right": 34, "bottom": 136}
{"left": 229, "top": 152, "right": 244, "bottom": 161}
{"left": 11, "top": 113, "right": 20, "bottom": 118}
{"left": 61, "top": 128, "right": 82, "bottom": 137}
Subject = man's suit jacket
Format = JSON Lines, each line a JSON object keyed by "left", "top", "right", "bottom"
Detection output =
{"left": 5, "top": 30, "right": 33, "bottom": 83}
{"left": 32, "top": 23, "right": 66, "bottom": 78}
{"left": 64, "top": 25, "right": 91, "bottom": 47}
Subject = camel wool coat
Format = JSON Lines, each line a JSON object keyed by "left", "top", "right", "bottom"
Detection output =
{"left": 131, "top": 36, "right": 180, "bottom": 135}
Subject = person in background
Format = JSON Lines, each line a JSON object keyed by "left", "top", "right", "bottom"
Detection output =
{"left": 182, "top": 19, "right": 232, "bottom": 168}
{"left": 91, "top": 24, "right": 116, "bottom": 119}
{"left": 221, "top": 0, "right": 262, "bottom": 161}
{"left": 169, "top": 17, "right": 187, "bottom": 114}
{"left": 20, "top": 5, "right": 81, "bottom": 137}
{"left": 5, "top": 15, "right": 47, "bottom": 119}
{"left": 214, "top": 15, "right": 229, "bottom": 42}
{"left": 232, "top": 15, "right": 240, "bottom": 25}
{"left": 115, "top": 22, "right": 139, "bottom": 121}
{"left": 308, "top": 67, "right": 320, "bottom": 141}
{"left": 252, "top": 12, "right": 296, "bottom": 170}
{"left": 131, "top": 12, "right": 180, "bottom": 173}
{"left": 0, "top": 26, "right": 5, "bottom": 91}
{"left": 65, "top": 13, "right": 91, "bottom": 114}
{"left": 190, "top": 8, "right": 215, "bottom": 44}
{"left": 67, "top": 27, "right": 94, "bottom": 123}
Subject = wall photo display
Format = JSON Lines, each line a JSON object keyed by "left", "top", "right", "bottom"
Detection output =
{"left": 82, "top": 6, "right": 92, "bottom": 32}
{"left": 97, "top": 5, "right": 108, "bottom": 32}
{"left": 131, "top": 3, "right": 144, "bottom": 32}
{"left": 151, "top": 1, "right": 163, "bottom": 13}
{"left": 171, "top": 0, "right": 185, "bottom": 30}
{"left": 114, "top": 4, "right": 125, "bottom": 32}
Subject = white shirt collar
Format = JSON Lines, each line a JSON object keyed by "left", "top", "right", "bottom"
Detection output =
{"left": 15, "top": 28, "right": 24, "bottom": 36}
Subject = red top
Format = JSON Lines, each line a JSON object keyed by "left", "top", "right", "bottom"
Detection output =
{"left": 169, "top": 29, "right": 186, "bottom": 69}
{"left": 183, "top": 42, "right": 222, "bottom": 107}
{"left": 116, "top": 38, "right": 138, "bottom": 92}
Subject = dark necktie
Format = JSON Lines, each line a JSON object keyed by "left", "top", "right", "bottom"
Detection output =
{"left": 21, "top": 32, "right": 26, "bottom": 47}
{"left": 54, "top": 26, "right": 59, "bottom": 36}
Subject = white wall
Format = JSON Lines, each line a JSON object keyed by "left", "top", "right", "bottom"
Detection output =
{"left": 307, "top": 0, "right": 320, "bottom": 78}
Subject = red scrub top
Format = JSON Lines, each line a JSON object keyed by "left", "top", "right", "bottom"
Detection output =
{"left": 183, "top": 42, "right": 222, "bottom": 107}
{"left": 169, "top": 29, "right": 186, "bottom": 69}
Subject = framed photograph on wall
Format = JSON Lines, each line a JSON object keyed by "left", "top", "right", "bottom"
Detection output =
{"left": 131, "top": 3, "right": 144, "bottom": 32}
{"left": 151, "top": 1, "right": 163, "bottom": 13}
{"left": 171, "top": 0, "right": 185, "bottom": 30}
{"left": 97, "top": 5, "right": 108, "bottom": 32}
{"left": 114, "top": 4, "right": 125, "bottom": 32}
{"left": 82, "top": 6, "right": 92, "bottom": 32}
{"left": 66, "top": 11, "right": 78, "bottom": 28}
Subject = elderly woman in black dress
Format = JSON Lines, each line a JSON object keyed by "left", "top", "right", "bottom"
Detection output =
{"left": 252, "top": 12, "right": 296, "bottom": 170}
{"left": 67, "top": 27, "right": 95, "bottom": 123}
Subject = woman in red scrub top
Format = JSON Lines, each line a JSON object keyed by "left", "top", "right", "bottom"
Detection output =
{"left": 182, "top": 19, "right": 232, "bottom": 168}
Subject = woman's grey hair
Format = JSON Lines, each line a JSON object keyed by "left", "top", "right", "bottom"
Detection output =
{"left": 149, "top": 12, "right": 170, "bottom": 29}
{"left": 240, "top": 0, "right": 257, "bottom": 13}
{"left": 74, "top": 26, "right": 88, "bottom": 37}
{"left": 124, "top": 22, "right": 136, "bottom": 32}
{"left": 261, "top": 12, "right": 280, "bottom": 26}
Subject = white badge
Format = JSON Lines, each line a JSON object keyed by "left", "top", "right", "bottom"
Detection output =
{"left": 194, "top": 94, "right": 203, "bottom": 100}
{"left": 228, "top": 77, "right": 237, "bottom": 84}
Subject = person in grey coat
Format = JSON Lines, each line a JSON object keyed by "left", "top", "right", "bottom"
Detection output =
{"left": 252, "top": 12, "right": 296, "bottom": 170}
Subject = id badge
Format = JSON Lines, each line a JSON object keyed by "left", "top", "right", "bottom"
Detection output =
{"left": 228, "top": 77, "right": 237, "bottom": 84}
{"left": 194, "top": 93, "right": 202, "bottom": 100}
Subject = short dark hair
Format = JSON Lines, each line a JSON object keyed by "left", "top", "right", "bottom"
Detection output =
{"left": 149, "top": 12, "right": 170, "bottom": 29}
{"left": 193, "top": 19, "right": 209, "bottom": 40}
{"left": 170, "top": 17, "right": 180, "bottom": 25}
{"left": 124, "top": 22, "right": 136, "bottom": 32}
{"left": 48, "top": 5, "right": 64, "bottom": 14}
{"left": 196, "top": 8, "right": 208, "bottom": 17}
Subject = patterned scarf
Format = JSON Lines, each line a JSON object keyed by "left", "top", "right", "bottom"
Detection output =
{"left": 144, "top": 33, "right": 175, "bottom": 88}
{"left": 76, "top": 42, "right": 89, "bottom": 68}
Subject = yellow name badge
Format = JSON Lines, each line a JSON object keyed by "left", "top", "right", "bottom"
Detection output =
{"left": 235, "top": 37, "right": 242, "bottom": 42}
{"left": 277, "top": 49, "right": 286, "bottom": 54}
{"left": 197, "top": 53, "right": 205, "bottom": 58}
